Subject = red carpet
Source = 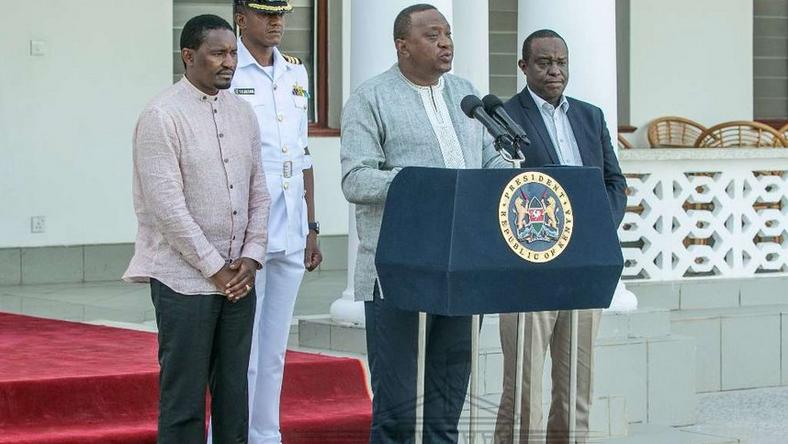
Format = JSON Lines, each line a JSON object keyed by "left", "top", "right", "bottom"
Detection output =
{"left": 0, "top": 313, "right": 371, "bottom": 443}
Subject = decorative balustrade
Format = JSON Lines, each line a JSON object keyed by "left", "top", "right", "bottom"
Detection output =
{"left": 617, "top": 148, "right": 788, "bottom": 281}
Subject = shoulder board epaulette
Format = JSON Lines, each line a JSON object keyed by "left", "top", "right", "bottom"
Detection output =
{"left": 283, "top": 54, "right": 302, "bottom": 65}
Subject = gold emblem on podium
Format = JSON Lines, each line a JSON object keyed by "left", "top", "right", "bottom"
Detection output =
{"left": 499, "top": 172, "right": 574, "bottom": 263}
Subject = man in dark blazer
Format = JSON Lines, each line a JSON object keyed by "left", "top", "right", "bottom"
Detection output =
{"left": 494, "top": 29, "right": 627, "bottom": 443}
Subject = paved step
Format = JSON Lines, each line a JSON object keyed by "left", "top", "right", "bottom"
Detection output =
{"left": 299, "top": 316, "right": 366, "bottom": 354}
{"left": 605, "top": 423, "right": 741, "bottom": 444}
{"left": 474, "top": 332, "right": 696, "bottom": 428}
{"left": 593, "top": 334, "right": 697, "bottom": 426}
{"left": 627, "top": 275, "right": 788, "bottom": 311}
{"left": 301, "top": 308, "right": 697, "bottom": 431}
{"left": 299, "top": 308, "right": 675, "bottom": 355}
{"left": 86, "top": 319, "right": 158, "bottom": 332}
{"left": 454, "top": 394, "right": 629, "bottom": 441}
{"left": 598, "top": 307, "right": 671, "bottom": 340}
{"left": 670, "top": 304, "right": 788, "bottom": 393}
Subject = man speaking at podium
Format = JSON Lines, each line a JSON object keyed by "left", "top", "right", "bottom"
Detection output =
{"left": 494, "top": 30, "right": 627, "bottom": 443}
{"left": 341, "top": 4, "right": 510, "bottom": 443}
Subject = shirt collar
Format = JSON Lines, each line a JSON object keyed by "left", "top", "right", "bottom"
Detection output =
{"left": 237, "top": 37, "right": 256, "bottom": 69}
{"left": 237, "top": 38, "right": 289, "bottom": 79}
{"left": 180, "top": 76, "right": 221, "bottom": 102}
{"left": 527, "top": 86, "right": 569, "bottom": 113}
{"left": 395, "top": 64, "right": 445, "bottom": 92}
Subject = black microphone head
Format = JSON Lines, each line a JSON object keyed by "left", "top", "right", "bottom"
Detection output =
{"left": 460, "top": 95, "right": 483, "bottom": 118}
{"left": 482, "top": 94, "right": 504, "bottom": 114}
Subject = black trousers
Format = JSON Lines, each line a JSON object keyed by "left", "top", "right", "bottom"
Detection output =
{"left": 365, "top": 289, "right": 472, "bottom": 444}
{"left": 150, "top": 279, "right": 255, "bottom": 444}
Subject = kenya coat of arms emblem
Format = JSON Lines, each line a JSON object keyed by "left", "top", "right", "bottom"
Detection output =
{"left": 499, "top": 172, "right": 574, "bottom": 263}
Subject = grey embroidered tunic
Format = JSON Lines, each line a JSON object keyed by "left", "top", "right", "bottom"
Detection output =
{"left": 340, "top": 65, "right": 511, "bottom": 302}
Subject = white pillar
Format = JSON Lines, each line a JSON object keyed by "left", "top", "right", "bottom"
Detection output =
{"left": 330, "top": 210, "right": 365, "bottom": 324}
{"left": 348, "top": 1, "right": 454, "bottom": 83}
{"left": 330, "top": 0, "right": 456, "bottom": 325}
{"left": 517, "top": 0, "right": 636, "bottom": 311}
{"left": 452, "top": 0, "right": 489, "bottom": 93}
{"left": 517, "top": 0, "right": 618, "bottom": 139}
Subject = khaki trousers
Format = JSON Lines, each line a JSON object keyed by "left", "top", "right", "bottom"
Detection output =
{"left": 494, "top": 310, "right": 601, "bottom": 444}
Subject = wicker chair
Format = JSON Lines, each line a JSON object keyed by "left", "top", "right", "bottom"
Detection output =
{"left": 647, "top": 116, "right": 707, "bottom": 148}
{"left": 694, "top": 121, "right": 786, "bottom": 148}
{"left": 617, "top": 134, "right": 633, "bottom": 149}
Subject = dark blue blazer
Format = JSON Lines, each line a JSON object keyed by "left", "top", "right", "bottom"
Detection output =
{"left": 504, "top": 88, "right": 628, "bottom": 228}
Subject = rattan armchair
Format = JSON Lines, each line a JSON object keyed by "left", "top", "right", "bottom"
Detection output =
{"left": 647, "top": 116, "right": 707, "bottom": 148}
{"left": 694, "top": 121, "right": 786, "bottom": 148}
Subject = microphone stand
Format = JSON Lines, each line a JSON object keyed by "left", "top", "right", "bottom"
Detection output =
{"left": 494, "top": 135, "right": 527, "bottom": 168}
{"left": 495, "top": 133, "right": 528, "bottom": 443}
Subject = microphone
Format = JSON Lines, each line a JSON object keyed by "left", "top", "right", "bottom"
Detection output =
{"left": 482, "top": 94, "right": 531, "bottom": 145}
{"left": 461, "top": 94, "right": 520, "bottom": 162}
{"left": 460, "top": 95, "right": 511, "bottom": 140}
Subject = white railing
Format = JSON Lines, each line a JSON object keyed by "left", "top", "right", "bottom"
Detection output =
{"left": 617, "top": 148, "right": 788, "bottom": 281}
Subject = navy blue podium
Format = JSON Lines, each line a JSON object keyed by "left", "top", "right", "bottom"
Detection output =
{"left": 376, "top": 166, "right": 622, "bottom": 313}
{"left": 375, "top": 166, "right": 623, "bottom": 443}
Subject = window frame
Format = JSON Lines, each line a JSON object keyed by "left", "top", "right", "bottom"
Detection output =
{"left": 308, "top": 0, "right": 339, "bottom": 137}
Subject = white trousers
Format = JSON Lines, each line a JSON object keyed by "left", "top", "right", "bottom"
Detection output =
{"left": 208, "top": 249, "right": 305, "bottom": 444}
{"left": 249, "top": 249, "right": 306, "bottom": 444}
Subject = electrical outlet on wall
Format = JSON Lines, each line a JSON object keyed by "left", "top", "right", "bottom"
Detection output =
{"left": 30, "top": 40, "right": 47, "bottom": 56}
{"left": 31, "top": 216, "right": 46, "bottom": 234}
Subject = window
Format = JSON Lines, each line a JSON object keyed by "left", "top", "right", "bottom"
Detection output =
{"left": 616, "top": 0, "right": 630, "bottom": 126}
{"left": 753, "top": 0, "right": 788, "bottom": 123}
{"left": 488, "top": 0, "right": 519, "bottom": 101}
{"left": 172, "top": 0, "right": 340, "bottom": 135}
{"left": 488, "top": 0, "right": 635, "bottom": 131}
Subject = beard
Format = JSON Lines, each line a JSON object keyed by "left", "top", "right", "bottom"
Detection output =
{"left": 214, "top": 72, "right": 234, "bottom": 90}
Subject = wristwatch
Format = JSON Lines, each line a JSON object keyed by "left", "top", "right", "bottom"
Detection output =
{"left": 308, "top": 221, "right": 320, "bottom": 235}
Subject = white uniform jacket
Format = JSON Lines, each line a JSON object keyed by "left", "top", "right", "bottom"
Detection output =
{"left": 232, "top": 39, "right": 311, "bottom": 254}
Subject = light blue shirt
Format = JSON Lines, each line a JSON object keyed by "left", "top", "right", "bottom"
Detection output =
{"left": 527, "top": 87, "right": 584, "bottom": 166}
{"left": 231, "top": 39, "right": 310, "bottom": 254}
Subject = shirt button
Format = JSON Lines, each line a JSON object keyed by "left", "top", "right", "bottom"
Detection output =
{"left": 232, "top": 235, "right": 236, "bottom": 240}
{"left": 233, "top": 210, "right": 238, "bottom": 215}
{"left": 219, "top": 133, "right": 224, "bottom": 138}
{"left": 213, "top": 109, "right": 218, "bottom": 114}
{"left": 282, "top": 145, "right": 288, "bottom": 153}
{"left": 224, "top": 158, "right": 229, "bottom": 163}
{"left": 277, "top": 113, "right": 284, "bottom": 122}
{"left": 273, "top": 84, "right": 278, "bottom": 90}
{"left": 229, "top": 184, "right": 234, "bottom": 189}
{"left": 283, "top": 182, "right": 289, "bottom": 190}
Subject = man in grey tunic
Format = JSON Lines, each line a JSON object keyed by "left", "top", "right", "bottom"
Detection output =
{"left": 340, "top": 4, "right": 510, "bottom": 443}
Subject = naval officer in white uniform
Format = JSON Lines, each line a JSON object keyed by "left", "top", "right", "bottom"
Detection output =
{"left": 227, "top": 1, "right": 323, "bottom": 443}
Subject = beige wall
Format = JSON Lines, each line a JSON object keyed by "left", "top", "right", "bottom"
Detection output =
{"left": 0, "top": 1, "right": 348, "bottom": 247}
{"left": 309, "top": 137, "right": 348, "bottom": 236}
{"left": 628, "top": 0, "right": 753, "bottom": 146}
{"left": 0, "top": 0, "right": 173, "bottom": 247}
{"left": 0, "top": 1, "right": 758, "bottom": 247}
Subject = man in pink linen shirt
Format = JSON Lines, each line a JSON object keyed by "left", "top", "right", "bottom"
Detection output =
{"left": 123, "top": 14, "right": 270, "bottom": 443}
